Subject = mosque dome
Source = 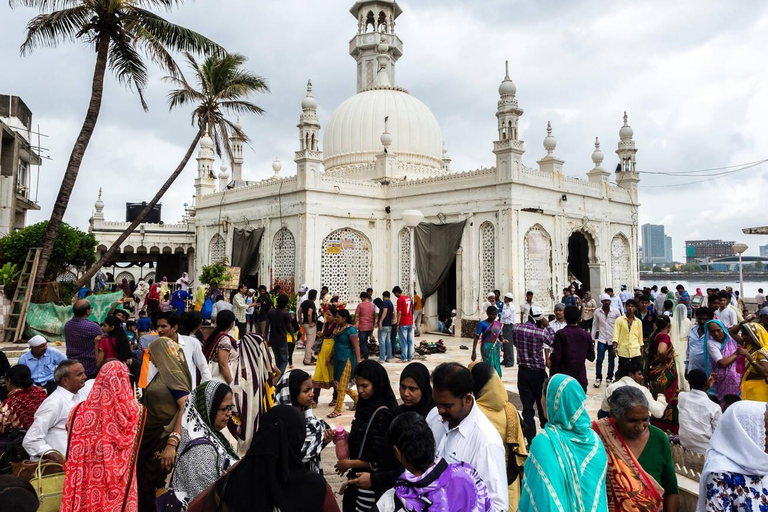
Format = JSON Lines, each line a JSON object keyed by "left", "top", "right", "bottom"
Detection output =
{"left": 323, "top": 87, "right": 444, "bottom": 171}
{"left": 619, "top": 111, "right": 634, "bottom": 140}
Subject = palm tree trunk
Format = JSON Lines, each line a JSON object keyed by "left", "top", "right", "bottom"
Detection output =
{"left": 75, "top": 129, "right": 204, "bottom": 289}
{"left": 36, "top": 35, "right": 111, "bottom": 283}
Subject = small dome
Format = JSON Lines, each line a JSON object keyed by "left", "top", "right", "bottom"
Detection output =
{"left": 200, "top": 131, "right": 213, "bottom": 149}
{"left": 272, "top": 158, "right": 283, "bottom": 173}
{"left": 543, "top": 121, "right": 557, "bottom": 154}
{"left": 219, "top": 164, "right": 230, "bottom": 178}
{"left": 619, "top": 111, "right": 634, "bottom": 139}
{"left": 301, "top": 80, "right": 317, "bottom": 110}
{"left": 94, "top": 188, "right": 104, "bottom": 211}
{"left": 380, "top": 130, "right": 393, "bottom": 147}
{"left": 498, "top": 61, "right": 517, "bottom": 96}
{"left": 591, "top": 137, "right": 604, "bottom": 166}
{"left": 324, "top": 88, "right": 444, "bottom": 171}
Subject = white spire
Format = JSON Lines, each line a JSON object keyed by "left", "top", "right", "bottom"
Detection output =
{"left": 619, "top": 111, "right": 634, "bottom": 141}
{"left": 301, "top": 80, "right": 318, "bottom": 110}
{"left": 498, "top": 60, "right": 517, "bottom": 97}
{"left": 374, "top": 44, "right": 392, "bottom": 87}
{"left": 271, "top": 157, "right": 283, "bottom": 180}
{"left": 93, "top": 187, "right": 104, "bottom": 219}
{"left": 592, "top": 137, "right": 604, "bottom": 167}
{"left": 380, "top": 116, "right": 393, "bottom": 150}
{"left": 543, "top": 121, "right": 557, "bottom": 155}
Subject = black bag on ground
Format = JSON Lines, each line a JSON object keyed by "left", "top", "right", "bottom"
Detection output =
{"left": 0, "top": 429, "right": 28, "bottom": 474}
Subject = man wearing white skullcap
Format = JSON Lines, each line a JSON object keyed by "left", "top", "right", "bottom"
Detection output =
{"left": 17, "top": 335, "right": 66, "bottom": 394}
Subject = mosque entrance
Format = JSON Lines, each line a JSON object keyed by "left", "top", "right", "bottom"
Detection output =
{"left": 568, "top": 231, "right": 591, "bottom": 291}
{"left": 436, "top": 257, "right": 457, "bottom": 323}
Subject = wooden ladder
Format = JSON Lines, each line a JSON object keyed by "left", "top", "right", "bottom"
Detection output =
{"left": 6, "top": 247, "right": 42, "bottom": 343}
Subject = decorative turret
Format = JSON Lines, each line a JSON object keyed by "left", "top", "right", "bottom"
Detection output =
{"left": 194, "top": 130, "right": 216, "bottom": 204}
{"left": 587, "top": 137, "right": 610, "bottom": 183}
{"left": 442, "top": 144, "right": 451, "bottom": 171}
{"left": 230, "top": 119, "right": 244, "bottom": 182}
{"left": 537, "top": 121, "right": 564, "bottom": 174}
{"left": 270, "top": 158, "right": 283, "bottom": 180}
{"left": 615, "top": 111, "right": 640, "bottom": 199}
{"left": 93, "top": 187, "right": 104, "bottom": 220}
{"left": 494, "top": 61, "right": 525, "bottom": 181}
{"left": 296, "top": 80, "right": 323, "bottom": 188}
{"left": 218, "top": 164, "right": 230, "bottom": 191}
{"left": 349, "top": 0, "right": 404, "bottom": 92}
{"left": 375, "top": 116, "right": 397, "bottom": 181}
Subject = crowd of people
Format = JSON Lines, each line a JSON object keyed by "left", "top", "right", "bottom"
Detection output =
{"left": 2, "top": 279, "right": 768, "bottom": 512}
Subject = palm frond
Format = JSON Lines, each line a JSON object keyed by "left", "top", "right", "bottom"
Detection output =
{"left": 219, "top": 100, "right": 265, "bottom": 117}
{"left": 130, "top": 24, "right": 180, "bottom": 77}
{"left": 10, "top": 0, "right": 82, "bottom": 10}
{"left": 223, "top": 117, "right": 250, "bottom": 144}
{"left": 19, "top": 5, "right": 92, "bottom": 55}
{"left": 108, "top": 37, "right": 149, "bottom": 110}
{"left": 129, "top": 7, "right": 224, "bottom": 59}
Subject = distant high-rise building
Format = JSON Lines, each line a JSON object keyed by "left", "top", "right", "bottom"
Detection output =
{"left": 664, "top": 235, "right": 673, "bottom": 263}
{"left": 685, "top": 239, "right": 735, "bottom": 264}
{"left": 641, "top": 224, "right": 667, "bottom": 264}
{"left": 760, "top": 244, "right": 768, "bottom": 258}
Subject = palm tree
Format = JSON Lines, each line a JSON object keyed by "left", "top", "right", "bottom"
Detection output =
{"left": 74, "top": 52, "right": 268, "bottom": 288}
{"left": 10, "top": 0, "right": 223, "bottom": 283}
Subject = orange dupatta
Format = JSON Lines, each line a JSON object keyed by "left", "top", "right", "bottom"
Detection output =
{"left": 592, "top": 418, "right": 664, "bottom": 512}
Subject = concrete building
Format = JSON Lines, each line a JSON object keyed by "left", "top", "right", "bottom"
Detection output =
{"left": 641, "top": 223, "right": 667, "bottom": 264}
{"left": 664, "top": 235, "right": 673, "bottom": 263}
{"left": 685, "top": 239, "right": 735, "bottom": 264}
{"left": 760, "top": 244, "right": 768, "bottom": 258}
{"left": 0, "top": 95, "right": 41, "bottom": 235}
{"left": 92, "top": 0, "right": 641, "bottom": 332}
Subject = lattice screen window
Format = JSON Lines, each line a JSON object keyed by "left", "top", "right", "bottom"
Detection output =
{"left": 480, "top": 222, "right": 495, "bottom": 296}
{"left": 321, "top": 228, "right": 372, "bottom": 303}
{"left": 524, "top": 226, "right": 552, "bottom": 304}
{"left": 273, "top": 228, "right": 296, "bottom": 282}
{"left": 611, "top": 235, "right": 630, "bottom": 290}
{"left": 56, "top": 271, "right": 76, "bottom": 282}
{"left": 399, "top": 228, "right": 410, "bottom": 293}
{"left": 209, "top": 233, "right": 226, "bottom": 264}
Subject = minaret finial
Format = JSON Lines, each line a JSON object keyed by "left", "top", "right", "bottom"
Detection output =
{"left": 97, "top": 187, "right": 102, "bottom": 201}
{"left": 543, "top": 121, "right": 557, "bottom": 155}
{"left": 307, "top": 79, "right": 313, "bottom": 96}
{"left": 505, "top": 60, "right": 510, "bottom": 79}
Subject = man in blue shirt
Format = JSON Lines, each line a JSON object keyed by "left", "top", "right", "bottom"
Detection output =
{"left": 378, "top": 291, "right": 395, "bottom": 363}
{"left": 18, "top": 335, "right": 65, "bottom": 394}
{"left": 686, "top": 307, "right": 714, "bottom": 374}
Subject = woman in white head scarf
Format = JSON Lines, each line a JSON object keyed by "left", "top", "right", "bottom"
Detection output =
{"left": 698, "top": 400, "right": 768, "bottom": 511}
{"left": 670, "top": 304, "right": 691, "bottom": 391}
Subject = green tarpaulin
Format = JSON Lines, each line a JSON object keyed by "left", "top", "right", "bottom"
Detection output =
{"left": 25, "top": 292, "right": 123, "bottom": 342}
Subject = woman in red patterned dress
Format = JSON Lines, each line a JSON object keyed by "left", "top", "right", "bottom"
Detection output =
{"left": 0, "top": 365, "right": 47, "bottom": 431}
{"left": 60, "top": 360, "right": 145, "bottom": 512}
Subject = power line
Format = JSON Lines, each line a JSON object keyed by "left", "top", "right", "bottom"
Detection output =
{"left": 639, "top": 160, "right": 767, "bottom": 188}
{"left": 639, "top": 158, "right": 768, "bottom": 176}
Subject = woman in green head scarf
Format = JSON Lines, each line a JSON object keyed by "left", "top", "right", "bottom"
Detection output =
{"left": 519, "top": 374, "right": 608, "bottom": 512}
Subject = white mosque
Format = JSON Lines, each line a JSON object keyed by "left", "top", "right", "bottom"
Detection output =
{"left": 91, "top": 0, "right": 640, "bottom": 334}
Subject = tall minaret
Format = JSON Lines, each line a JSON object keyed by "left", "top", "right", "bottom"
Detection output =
{"left": 615, "top": 111, "right": 640, "bottom": 200}
{"left": 493, "top": 61, "right": 525, "bottom": 181}
{"left": 349, "top": 0, "right": 404, "bottom": 92}
{"left": 296, "top": 80, "right": 323, "bottom": 188}
{"left": 194, "top": 131, "right": 215, "bottom": 205}
{"left": 230, "top": 119, "right": 244, "bottom": 182}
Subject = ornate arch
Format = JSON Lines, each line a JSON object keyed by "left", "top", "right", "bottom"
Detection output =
{"left": 480, "top": 221, "right": 495, "bottom": 296}
{"left": 524, "top": 224, "right": 553, "bottom": 304}
{"left": 115, "top": 271, "right": 134, "bottom": 284}
{"left": 209, "top": 233, "right": 226, "bottom": 264}
{"left": 144, "top": 272, "right": 156, "bottom": 283}
{"left": 398, "top": 227, "right": 410, "bottom": 293}
{"left": 272, "top": 228, "right": 296, "bottom": 283}
{"left": 611, "top": 233, "right": 631, "bottom": 290}
{"left": 321, "top": 228, "right": 372, "bottom": 303}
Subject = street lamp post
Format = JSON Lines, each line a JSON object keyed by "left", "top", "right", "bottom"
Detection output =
{"left": 402, "top": 210, "right": 424, "bottom": 295}
{"left": 733, "top": 242, "right": 748, "bottom": 300}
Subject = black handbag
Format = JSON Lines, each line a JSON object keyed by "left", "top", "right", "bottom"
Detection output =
{"left": 0, "top": 428, "right": 27, "bottom": 474}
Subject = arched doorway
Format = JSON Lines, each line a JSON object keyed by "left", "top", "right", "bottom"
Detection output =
{"left": 568, "top": 231, "right": 591, "bottom": 291}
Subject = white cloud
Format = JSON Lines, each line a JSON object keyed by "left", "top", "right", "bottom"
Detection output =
{"left": 2, "top": 0, "right": 767, "bottom": 259}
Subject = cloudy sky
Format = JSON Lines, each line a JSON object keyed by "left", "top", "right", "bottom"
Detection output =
{"left": 2, "top": 0, "right": 767, "bottom": 260}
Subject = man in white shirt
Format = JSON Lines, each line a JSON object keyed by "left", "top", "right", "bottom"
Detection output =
{"left": 549, "top": 303, "right": 567, "bottom": 333}
{"left": 591, "top": 294, "right": 622, "bottom": 387}
{"left": 23, "top": 360, "right": 93, "bottom": 462}
{"left": 619, "top": 285, "right": 634, "bottom": 305}
{"left": 480, "top": 293, "right": 497, "bottom": 319}
{"left": 500, "top": 292, "right": 517, "bottom": 367}
{"left": 678, "top": 369, "right": 721, "bottom": 454}
{"left": 714, "top": 293, "right": 737, "bottom": 329}
{"left": 151, "top": 312, "right": 211, "bottom": 386}
{"left": 232, "top": 284, "right": 249, "bottom": 335}
{"left": 756, "top": 288, "right": 766, "bottom": 308}
{"left": 601, "top": 359, "right": 667, "bottom": 418}
{"left": 427, "top": 363, "right": 508, "bottom": 512}
{"left": 519, "top": 291, "right": 535, "bottom": 323}
{"left": 606, "top": 287, "right": 624, "bottom": 314}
